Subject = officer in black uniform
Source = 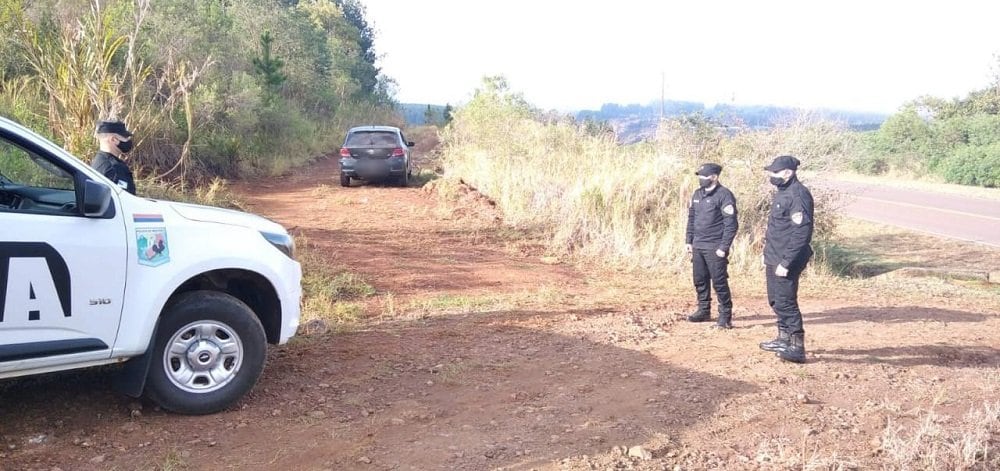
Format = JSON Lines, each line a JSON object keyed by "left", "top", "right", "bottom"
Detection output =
{"left": 92, "top": 120, "right": 137, "bottom": 195}
{"left": 685, "top": 163, "right": 739, "bottom": 329}
{"left": 759, "top": 155, "right": 814, "bottom": 363}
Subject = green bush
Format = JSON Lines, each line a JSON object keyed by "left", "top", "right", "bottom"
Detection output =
{"left": 863, "top": 85, "right": 1000, "bottom": 186}
{"left": 938, "top": 144, "right": 1000, "bottom": 187}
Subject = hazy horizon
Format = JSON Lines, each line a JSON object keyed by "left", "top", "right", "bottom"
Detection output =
{"left": 400, "top": 97, "right": 892, "bottom": 116}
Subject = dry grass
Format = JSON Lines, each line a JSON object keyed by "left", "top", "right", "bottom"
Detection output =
{"left": 439, "top": 81, "right": 852, "bottom": 277}
{"left": 400, "top": 285, "right": 567, "bottom": 320}
{"left": 749, "top": 401, "right": 1000, "bottom": 471}
{"left": 754, "top": 436, "right": 861, "bottom": 470}
{"left": 296, "top": 236, "right": 376, "bottom": 332}
{"left": 436, "top": 85, "right": 1000, "bottom": 311}
{"left": 880, "top": 402, "right": 1000, "bottom": 470}
{"left": 138, "top": 177, "right": 246, "bottom": 210}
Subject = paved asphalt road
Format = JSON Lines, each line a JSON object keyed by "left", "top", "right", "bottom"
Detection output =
{"left": 822, "top": 180, "right": 1000, "bottom": 247}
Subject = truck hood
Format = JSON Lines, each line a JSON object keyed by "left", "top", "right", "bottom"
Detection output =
{"left": 169, "top": 202, "right": 287, "bottom": 234}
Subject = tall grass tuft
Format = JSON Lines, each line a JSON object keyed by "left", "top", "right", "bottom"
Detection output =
{"left": 881, "top": 402, "right": 1000, "bottom": 470}
{"left": 440, "top": 77, "right": 852, "bottom": 275}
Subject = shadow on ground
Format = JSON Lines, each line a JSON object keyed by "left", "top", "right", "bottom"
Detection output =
{"left": 803, "top": 306, "right": 989, "bottom": 326}
{"left": 813, "top": 344, "right": 1000, "bottom": 368}
{"left": 741, "top": 305, "right": 989, "bottom": 326}
{"left": 0, "top": 309, "right": 757, "bottom": 470}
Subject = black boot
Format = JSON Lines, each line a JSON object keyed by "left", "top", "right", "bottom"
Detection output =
{"left": 712, "top": 311, "right": 733, "bottom": 329}
{"left": 778, "top": 333, "right": 806, "bottom": 363}
{"left": 759, "top": 331, "right": 789, "bottom": 352}
{"left": 687, "top": 309, "right": 711, "bottom": 322}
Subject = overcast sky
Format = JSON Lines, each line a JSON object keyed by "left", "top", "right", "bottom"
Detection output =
{"left": 361, "top": 0, "right": 1000, "bottom": 113}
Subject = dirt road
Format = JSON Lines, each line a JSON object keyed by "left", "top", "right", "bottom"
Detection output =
{"left": 827, "top": 180, "right": 1000, "bottom": 247}
{"left": 2, "top": 159, "right": 1000, "bottom": 470}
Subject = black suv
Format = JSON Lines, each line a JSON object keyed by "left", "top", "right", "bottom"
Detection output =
{"left": 338, "top": 126, "right": 414, "bottom": 187}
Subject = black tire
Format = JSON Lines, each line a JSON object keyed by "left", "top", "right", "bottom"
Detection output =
{"left": 145, "top": 291, "right": 267, "bottom": 415}
{"left": 397, "top": 170, "right": 409, "bottom": 187}
{"left": 340, "top": 173, "right": 351, "bottom": 187}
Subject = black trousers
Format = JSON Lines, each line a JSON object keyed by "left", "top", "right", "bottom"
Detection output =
{"left": 692, "top": 249, "right": 732, "bottom": 315}
{"left": 765, "top": 264, "right": 805, "bottom": 335}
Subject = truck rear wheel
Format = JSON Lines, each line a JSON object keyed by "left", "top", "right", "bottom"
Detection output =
{"left": 340, "top": 173, "right": 351, "bottom": 187}
{"left": 145, "top": 291, "right": 267, "bottom": 415}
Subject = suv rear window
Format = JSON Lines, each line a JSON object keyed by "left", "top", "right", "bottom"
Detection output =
{"left": 346, "top": 131, "right": 399, "bottom": 147}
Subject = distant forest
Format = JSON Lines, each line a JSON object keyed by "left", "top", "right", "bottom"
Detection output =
{"left": 400, "top": 103, "right": 450, "bottom": 125}
{"left": 576, "top": 100, "right": 887, "bottom": 130}
{"left": 403, "top": 100, "right": 887, "bottom": 144}
{"left": 562, "top": 100, "right": 887, "bottom": 144}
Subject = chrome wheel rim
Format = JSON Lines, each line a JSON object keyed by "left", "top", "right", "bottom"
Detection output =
{"left": 163, "top": 320, "right": 243, "bottom": 394}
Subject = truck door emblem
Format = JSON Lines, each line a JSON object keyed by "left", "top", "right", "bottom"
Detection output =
{"left": 89, "top": 298, "right": 112, "bottom": 306}
{"left": 136, "top": 227, "right": 171, "bottom": 267}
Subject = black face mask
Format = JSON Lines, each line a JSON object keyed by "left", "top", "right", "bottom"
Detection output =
{"left": 699, "top": 178, "right": 714, "bottom": 189}
{"left": 116, "top": 139, "right": 133, "bottom": 154}
{"left": 769, "top": 176, "right": 787, "bottom": 187}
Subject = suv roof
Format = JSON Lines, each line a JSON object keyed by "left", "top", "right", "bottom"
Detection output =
{"left": 348, "top": 125, "right": 400, "bottom": 133}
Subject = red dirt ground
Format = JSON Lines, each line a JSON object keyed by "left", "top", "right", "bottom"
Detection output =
{"left": 2, "top": 151, "right": 999, "bottom": 471}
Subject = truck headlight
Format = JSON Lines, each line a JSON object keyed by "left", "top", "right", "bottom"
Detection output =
{"left": 260, "top": 231, "right": 296, "bottom": 259}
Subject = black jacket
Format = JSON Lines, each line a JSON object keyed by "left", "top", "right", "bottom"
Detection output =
{"left": 764, "top": 176, "right": 814, "bottom": 269}
{"left": 92, "top": 151, "right": 136, "bottom": 195}
{"left": 685, "top": 184, "right": 738, "bottom": 252}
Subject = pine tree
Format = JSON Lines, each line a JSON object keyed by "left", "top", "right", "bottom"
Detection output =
{"left": 423, "top": 104, "right": 435, "bottom": 125}
{"left": 443, "top": 103, "right": 453, "bottom": 125}
{"left": 252, "top": 31, "right": 286, "bottom": 104}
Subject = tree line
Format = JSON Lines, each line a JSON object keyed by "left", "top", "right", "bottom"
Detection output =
{"left": 857, "top": 72, "right": 1000, "bottom": 187}
{"left": 0, "top": 0, "right": 398, "bottom": 182}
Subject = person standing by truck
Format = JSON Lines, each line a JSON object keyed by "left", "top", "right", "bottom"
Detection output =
{"left": 92, "top": 119, "right": 137, "bottom": 195}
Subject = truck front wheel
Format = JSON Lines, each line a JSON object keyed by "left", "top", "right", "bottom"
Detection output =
{"left": 145, "top": 291, "right": 267, "bottom": 414}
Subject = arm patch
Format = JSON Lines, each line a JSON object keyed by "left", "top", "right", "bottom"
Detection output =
{"left": 722, "top": 204, "right": 735, "bottom": 215}
{"left": 791, "top": 212, "right": 803, "bottom": 225}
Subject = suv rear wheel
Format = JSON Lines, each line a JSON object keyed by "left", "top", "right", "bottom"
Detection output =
{"left": 145, "top": 291, "right": 267, "bottom": 414}
{"left": 340, "top": 173, "right": 351, "bottom": 187}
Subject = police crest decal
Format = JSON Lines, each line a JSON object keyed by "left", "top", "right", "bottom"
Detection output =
{"left": 133, "top": 213, "right": 171, "bottom": 267}
{"left": 136, "top": 227, "right": 170, "bottom": 267}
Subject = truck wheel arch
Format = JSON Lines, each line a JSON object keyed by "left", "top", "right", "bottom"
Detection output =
{"left": 114, "top": 269, "right": 283, "bottom": 398}
{"left": 165, "top": 269, "right": 283, "bottom": 344}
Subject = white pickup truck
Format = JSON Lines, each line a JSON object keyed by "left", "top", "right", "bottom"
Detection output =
{"left": 0, "top": 117, "right": 301, "bottom": 414}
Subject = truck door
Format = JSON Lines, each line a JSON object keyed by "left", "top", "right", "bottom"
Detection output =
{"left": 0, "top": 132, "right": 127, "bottom": 371}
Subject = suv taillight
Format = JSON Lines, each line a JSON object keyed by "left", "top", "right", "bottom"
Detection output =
{"left": 391, "top": 148, "right": 405, "bottom": 157}
{"left": 339, "top": 147, "right": 351, "bottom": 157}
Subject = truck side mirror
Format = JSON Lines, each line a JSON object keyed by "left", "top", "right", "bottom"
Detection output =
{"left": 82, "top": 179, "right": 112, "bottom": 217}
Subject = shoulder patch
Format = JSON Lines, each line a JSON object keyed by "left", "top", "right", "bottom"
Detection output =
{"left": 722, "top": 204, "right": 735, "bottom": 215}
{"left": 791, "top": 212, "right": 803, "bottom": 225}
